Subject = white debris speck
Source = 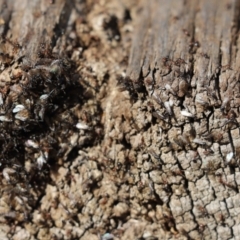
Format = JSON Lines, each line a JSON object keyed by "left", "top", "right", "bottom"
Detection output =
{"left": 3, "top": 168, "right": 15, "bottom": 182}
{"left": 37, "top": 153, "right": 46, "bottom": 169}
{"left": 169, "top": 99, "right": 174, "bottom": 106}
{"left": 76, "top": 122, "right": 89, "bottom": 130}
{"left": 101, "top": 233, "right": 114, "bottom": 240}
{"left": 0, "top": 93, "right": 3, "bottom": 105}
{"left": 193, "top": 138, "right": 206, "bottom": 145}
{"left": 40, "top": 94, "right": 49, "bottom": 100}
{"left": 164, "top": 101, "right": 173, "bottom": 115}
{"left": 181, "top": 110, "right": 195, "bottom": 118}
{"left": 226, "top": 152, "right": 234, "bottom": 163}
{"left": 13, "top": 104, "right": 25, "bottom": 113}
{"left": 0, "top": 115, "right": 12, "bottom": 122}
{"left": 25, "top": 140, "right": 39, "bottom": 149}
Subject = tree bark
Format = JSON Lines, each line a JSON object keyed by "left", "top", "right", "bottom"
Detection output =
{"left": 0, "top": 0, "right": 74, "bottom": 59}
{"left": 127, "top": 0, "right": 240, "bottom": 239}
{"left": 1, "top": 0, "right": 240, "bottom": 239}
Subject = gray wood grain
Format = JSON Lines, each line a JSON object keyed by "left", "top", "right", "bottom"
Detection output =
{"left": 1, "top": 0, "right": 72, "bottom": 61}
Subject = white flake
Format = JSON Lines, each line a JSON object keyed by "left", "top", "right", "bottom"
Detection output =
{"left": 13, "top": 104, "right": 25, "bottom": 113}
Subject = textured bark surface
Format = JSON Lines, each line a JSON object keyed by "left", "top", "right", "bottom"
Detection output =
{"left": 127, "top": 0, "right": 240, "bottom": 239}
{"left": 0, "top": 0, "right": 240, "bottom": 239}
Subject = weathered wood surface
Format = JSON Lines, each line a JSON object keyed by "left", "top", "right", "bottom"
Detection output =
{"left": 127, "top": 0, "right": 240, "bottom": 239}
{"left": 1, "top": 0, "right": 240, "bottom": 239}
{"left": 0, "top": 0, "right": 73, "bottom": 59}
